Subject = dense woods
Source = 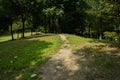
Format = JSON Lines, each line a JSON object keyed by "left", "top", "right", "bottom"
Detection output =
{"left": 0, "top": 0, "right": 119, "bottom": 40}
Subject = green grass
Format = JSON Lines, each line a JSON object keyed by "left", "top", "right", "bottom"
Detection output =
{"left": 65, "top": 34, "right": 116, "bottom": 49}
{"left": 0, "top": 32, "right": 35, "bottom": 42}
{"left": 0, "top": 34, "right": 62, "bottom": 80}
{"left": 65, "top": 34, "right": 93, "bottom": 49}
{"left": 66, "top": 34, "right": 120, "bottom": 79}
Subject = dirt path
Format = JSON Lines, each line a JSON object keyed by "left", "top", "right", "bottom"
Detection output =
{"left": 41, "top": 34, "right": 80, "bottom": 80}
{"left": 40, "top": 34, "right": 120, "bottom": 80}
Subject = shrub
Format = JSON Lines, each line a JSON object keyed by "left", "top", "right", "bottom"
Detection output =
{"left": 37, "top": 26, "right": 45, "bottom": 33}
{"left": 103, "top": 32, "right": 117, "bottom": 41}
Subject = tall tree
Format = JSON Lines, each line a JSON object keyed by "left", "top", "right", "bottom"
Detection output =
{"left": 86, "top": 0, "right": 114, "bottom": 39}
{"left": 1, "top": 0, "right": 17, "bottom": 40}
{"left": 14, "top": 0, "right": 31, "bottom": 38}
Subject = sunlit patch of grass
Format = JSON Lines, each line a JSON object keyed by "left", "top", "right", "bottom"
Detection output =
{"left": 0, "top": 32, "right": 35, "bottom": 42}
{"left": 65, "top": 34, "right": 93, "bottom": 49}
{"left": 0, "top": 34, "right": 62, "bottom": 80}
{"left": 0, "top": 36, "right": 11, "bottom": 42}
{"left": 65, "top": 34, "right": 115, "bottom": 49}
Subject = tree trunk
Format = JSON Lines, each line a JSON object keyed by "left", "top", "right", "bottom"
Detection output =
{"left": 22, "top": 21, "right": 25, "bottom": 38}
{"left": 51, "top": 17, "right": 53, "bottom": 33}
{"left": 97, "top": 26, "right": 102, "bottom": 40}
{"left": 44, "top": 15, "right": 49, "bottom": 33}
{"left": 21, "top": 14, "right": 25, "bottom": 38}
{"left": 48, "top": 17, "right": 51, "bottom": 33}
{"left": 10, "top": 23, "right": 14, "bottom": 40}
{"left": 88, "top": 24, "right": 91, "bottom": 38}
{"left": 31, "top": 28, "right": 33, "bottom": 36}
{"left": 99, "top": 18, "right": 102, "bottom": 40}
{"left": 99, "top": 28, "right": 102, "bottom": 40}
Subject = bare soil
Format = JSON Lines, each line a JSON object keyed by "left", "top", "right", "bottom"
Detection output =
{"left": 41, "top": 34, "right": 80, "bottom": 80}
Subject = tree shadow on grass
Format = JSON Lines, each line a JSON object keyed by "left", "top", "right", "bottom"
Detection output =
{"left": 72, "top": 45, "right": 120, "bottom": 80}
{"left": 0, "top": 39, "right": 53, "bottom": 80}
{"left": 23, "top": 34, "right": 54, "bottom": 40}
{"left": 89, "top": 38, "right": 120, "bottom": 48}
{"left": 0, "top": 34, "right": 54, "bottom": 44}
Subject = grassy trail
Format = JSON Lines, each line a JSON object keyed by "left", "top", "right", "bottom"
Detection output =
{"left": 0, "top": 34, "right": 120, "bottom": 80}
{"left": 65, "top": 34, "right": 120, "bottom": 80}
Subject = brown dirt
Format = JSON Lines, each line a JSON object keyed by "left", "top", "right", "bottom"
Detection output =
{"left": 41, "top": 34, "right": 81, "bottom": 80}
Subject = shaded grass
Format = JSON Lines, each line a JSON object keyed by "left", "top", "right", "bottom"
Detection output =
{"left": 74, "top": 46, "right": 120, "bottom": 80}
{"left": 0, "top": 34, "right": 62, "bottom": 80}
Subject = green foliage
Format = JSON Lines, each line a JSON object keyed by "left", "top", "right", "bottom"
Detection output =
{"left": 85, "top": 0, "right": 118, "bottom": 39}
{"left": 103, "top": 32, "right": 117, "bottom": 40}
{"left": 113, "top": 34, "right": 120, "bottom": 47}
{"left": 37, "top": 26, "right": 45, "bottom": 33}
{"left": 43, "top": 7, "right": 56, "bottom": 16}
{"left": 12, "top": 21, "right": 22, "bottom": 31}
{"left": 0, "top": 0, "right": 119, "bottom": 39}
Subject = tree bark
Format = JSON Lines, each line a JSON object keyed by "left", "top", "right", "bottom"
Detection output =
{"left": 31, "top": 28, "right": 33, "bottom": 36}
{"left": 48, "top": 17, "right": 51, "bottom": 33}
{"left": 88, "top": 24, "right": 91, "bottom": 38}
{"left": 10, "top": 23, "right": 14, "bottom": 40}
{"left": 44, "top": 15, "right": 47, "bottom": 33}
{"left": 22, "top": 20, "right": 25, "bottom": 38}
{"left": 99, "top": 28, "right": 102, "bottom": 40}
{"left": 21, "top": 14, "right": 25, "bottom": 38}
{"left": 99, "top": 18, "right": 102, "bottom": 40}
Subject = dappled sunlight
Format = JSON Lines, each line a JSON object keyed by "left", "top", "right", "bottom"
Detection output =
{"left": 0, "top": 35, "right": 61, "bottom": 80}
{"left": 1, "top": 34, "right": 120, "bottom": 80}
{"left": 52, "top": 34, "right": 120, "bottom": 80}
{"left": 24, "top": 34, "right": 54, "bottom": 41}
{"left": 15, "top": 74, "right": 23, "bottom": 80}
{"left": 72, "top": 43, "right": 120, "bottom": 80}
{"left": 30, "top": 60, "right": 37, "bottom": 66}
{"left": 42, "top": 34, "right": 90, "bottom": 80}
{"left": 62, "top": 58, "right": 79, "bottom": 71}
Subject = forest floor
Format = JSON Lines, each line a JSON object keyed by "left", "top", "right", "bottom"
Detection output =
{"left": 41, "top": 34, "right": 120, "bottom": 80}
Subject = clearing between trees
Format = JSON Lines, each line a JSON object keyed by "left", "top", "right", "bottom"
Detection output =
{"left": 0, "top": 34, "right": 120, "bottom": 80}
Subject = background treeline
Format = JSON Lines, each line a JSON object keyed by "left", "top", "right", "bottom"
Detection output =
{"left": 0, "top": 0, "right": 119, "bottom": 40}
